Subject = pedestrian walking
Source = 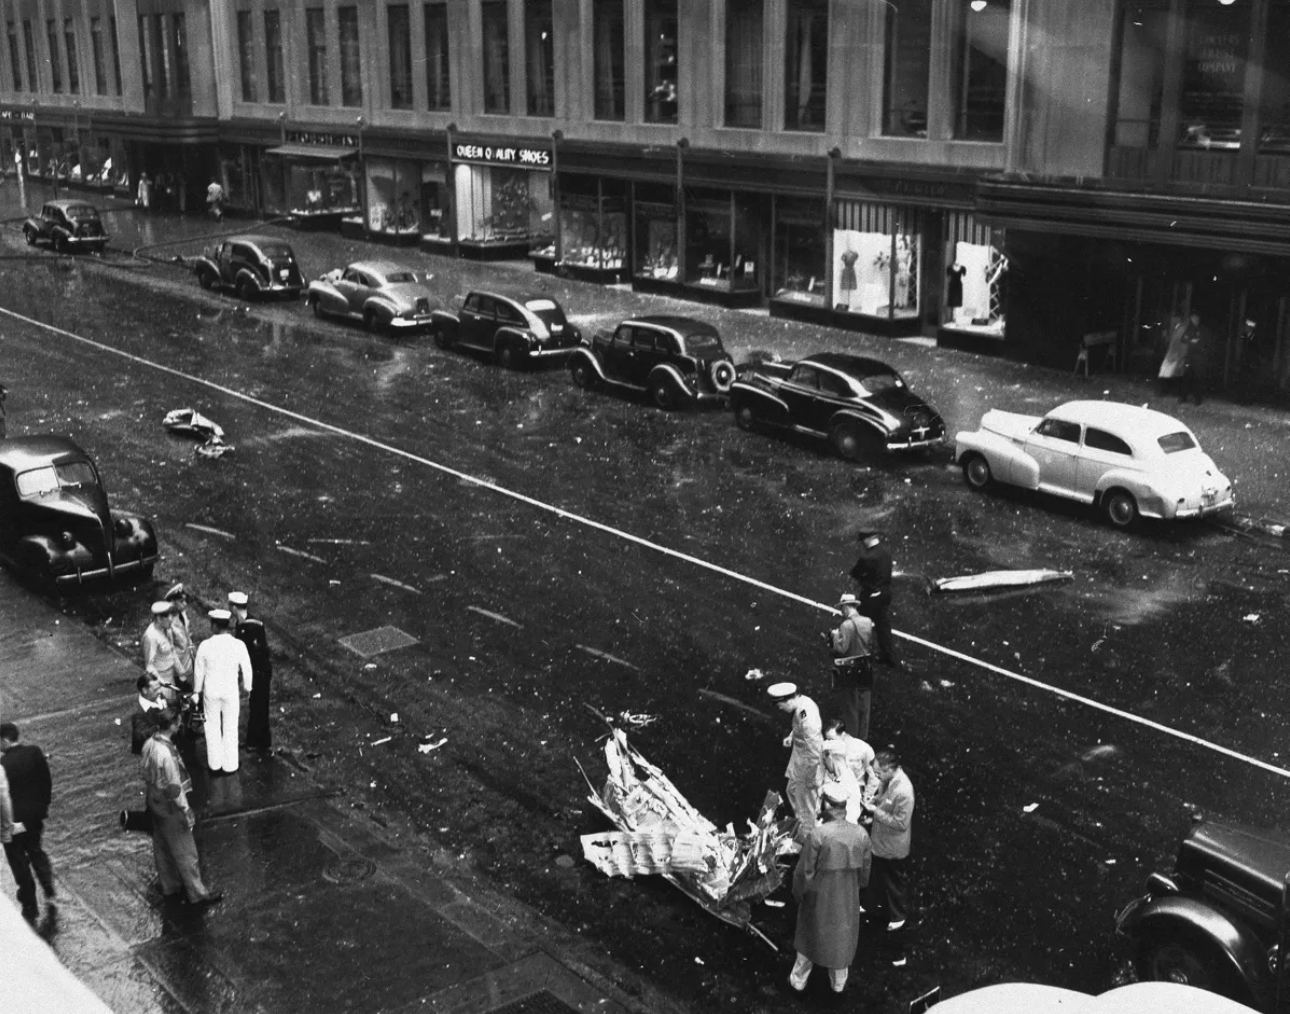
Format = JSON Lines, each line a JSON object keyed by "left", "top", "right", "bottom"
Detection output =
{"left": 861, "top": 748, "right": 915, "bottom": 964}
{"left": 789, "top": 783, "right": 872, "bottom": 994}
{"left": 1158, "top": 312, "right": 1202, "bottom": 402}
{"left": 768, "top": 682, "right": 823, "bottom": 841}
{"left": 142, "top": 600, "right": 184, "bottom": 688}
{"left": 136, "top": 171, "right": 152, "bottom": 211}
{"left": 206, "top": 179, "right": 225, "bottom": 221}
{"left": 229, "top": 590, "right": 273, "bottom": 753}
{"left": 165, "top": 584, "right": 196, "bottom": 691}
{"left": 0, "top": 723, "right": 56, "bottom": 925}
{"left": 828, "top": 592, "right": 875, "bottom": 739}
{"left": 192, "top": 608, "right": 252, "bottom": 775}
{"left": 849, "top": 529, "right": 902, "bottom": 669}
{"left": 140, "top": 709, "right": 223, "bottom": 908}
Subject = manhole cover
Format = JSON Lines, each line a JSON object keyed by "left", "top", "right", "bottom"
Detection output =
{"left": 338, "top": 625, "right": 420, "bottom": 658}
{"left": 490, "top": 991, "right": 581, "bottom": 1014}
{"left": 322, "top": 857, "right": 377, "bottom": 885}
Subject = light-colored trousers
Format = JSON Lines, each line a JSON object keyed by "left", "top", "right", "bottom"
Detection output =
{"left": 149, "top": 809, "right": 212, "bottom": 902}
{"left": 790, "top": 952, "right": 848, "bottom": 992}
{"left": 203, "top": 693, "right": 240, "bottom": 772}
{"left": 786, "top": 777, "right": 821, "bottom": 841}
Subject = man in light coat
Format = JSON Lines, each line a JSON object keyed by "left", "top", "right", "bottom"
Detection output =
{"left": 768, "top": 682, "right": 823, "bottom": 841}
{"left": 862, "top": 748, "right": 916, "bottom": 964}
{"left": 192, "top": 609, "right": 252, "bottom": 775}
{"left": 142, "top": 601, "right": 183, "bottom": 687}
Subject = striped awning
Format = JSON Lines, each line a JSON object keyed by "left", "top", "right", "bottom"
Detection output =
{"left": 834, "top": 200, "right": 923, "bottom": 235}
{"left": 947, "top": 209, "right": 995, "bottom": 246}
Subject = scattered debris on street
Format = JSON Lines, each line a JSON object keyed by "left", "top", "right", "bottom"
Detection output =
{"left": 163, "top": 407, "right": 234, "bottom": 457}
{"left": 930, "top": 569, "right": 1074, "bottom": 594}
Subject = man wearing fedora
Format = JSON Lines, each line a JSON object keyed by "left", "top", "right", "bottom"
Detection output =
{"left": 829, "top": 593, "right": 875, "bottom": 740}
{"left": 165, "top": 584, "right": 196, "bottom": 691}
{"left": 849, "top": 529, "right": 902, "bottom": 670}
{"left": 228, "top": 591, "right": 273, "bottom": 754}
{"left": 768, "top": 682, "right": 823, "bottom": 841}
{"left": 192, "top": 609, "right": 253, "bottom": 775}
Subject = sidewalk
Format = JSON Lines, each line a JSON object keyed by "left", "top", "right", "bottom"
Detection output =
{"left": 0, "top": 570, "right": 690, "bottom": 1014}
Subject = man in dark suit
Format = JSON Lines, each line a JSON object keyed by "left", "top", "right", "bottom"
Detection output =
{"left": 0, "top": 722, "right": 55, "bottom": 924}
{"left": 229, "top": 591, "right": 273, "bottom": 753}
{"left": 849, "top": 529, "right": 901, "bottom": 670}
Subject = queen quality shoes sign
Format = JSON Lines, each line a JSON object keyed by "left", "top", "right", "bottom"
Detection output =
{"left": 452, "top": 141, "right": 552, "bottom": 170}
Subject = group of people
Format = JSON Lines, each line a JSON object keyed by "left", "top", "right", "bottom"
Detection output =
{"left": 769, "top": 529, "right": 917, "bottom": 994}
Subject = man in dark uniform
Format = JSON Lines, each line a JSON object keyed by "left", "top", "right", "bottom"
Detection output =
{"left": 849, "top": 530, "right": 901, "bottom": 670}
{"left": 1, "top": 722, "right": 55, "bottom": 924}
{"left": 229, "top": 590, "right": 273, "bottom": 753}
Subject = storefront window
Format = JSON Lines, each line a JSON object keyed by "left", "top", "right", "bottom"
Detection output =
{"left": 1178, "top": 0, "right": 1249, "bottom": 149}
{"left": 784, "top": 0, "right": 826, "bottom": 132}
{"left": 883, "top": 0, "right": 932, "bottom": 137}
{"left": 634, "top": 185, "right": 679, "bottom": 281}
{"left": 725, "top": 0, "right": 762, "bottom": 128}
{"left": 217, "top": 144, "right": 257, "bottom": 213}
{"left": 453, "top": 164, "right": 552, "bottom": 246}
{"left": 425, "top": 3, "right": 450, "bottom": 109}
{"left": 833, "top": 203, "right": 920, "bottom": 320}
{"left": 645, "top": 0, "right": 678, "bottom": 124}
{"left": 265, "top": 10, "right": 284, "bottom": 103}
{"left": 64, "top": 18, "right": 79, "bottom": 94}
{"left": 952, "top": 0, "right": 1011, "bottom": 142}
{"left": 482, "top": 2, "right": 510, "bottom": 113}
{"left": 1113, "top": 2, "right": 1167, "bottom": 148}
{"left": 339, "top": 6, "right": 362, "bottom": 107}
{"left": 593, "top": 0, "right": 625, "bottom": 121}
{"left": 306, "top": 8, "right": 328, "bottom": 105}
{"left": 237, "top": 11, "right": 256, "bottom": 102}
{"left": 388, "top": 5, "right": 413, "bottom": 109}
{"left": 366, "top": 157, "right": 429, "bottom": 235}
{"left": 1262, "top": 2, "right": 1290, "bottom": 151}
{"left": 264, "top": 154, "right": 361, "bottom": 217}
{"left": 773, "top": 197, "right": 826, "bottom": 307}
{"left": 685, "top": 189, "right": 761, "bottom": 293}
{"left": 526, "top": 1, "right": 554, "bottom": 117}
{"left": 558, "top": 177, "right": 626, "bottom": 271}
{"left": 942, "top": 215, "right": 1005, "bottom": 335}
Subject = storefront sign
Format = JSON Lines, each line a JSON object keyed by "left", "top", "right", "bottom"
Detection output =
{"left": 286, "top": 130, "right": 358, "bottom": 148}
{"left": 849, "top": 175, "right": 975, "bottom": 207}
{"left": 452, "top": 142, "right": 552, "bottom": 170}
{"left": 0, "top": 110, "right": 35, "bottom": 121}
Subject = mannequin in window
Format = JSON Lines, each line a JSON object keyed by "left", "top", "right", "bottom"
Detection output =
{"left": 838, "top": 249, "right": 859, "bottom": 310}
{"left": 946, "top": 262, "right": 966, "bottom": 310}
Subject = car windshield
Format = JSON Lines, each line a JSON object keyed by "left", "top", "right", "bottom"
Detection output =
{"left": 16, "top": 460, "right": 98, "bottom": 499}
{"left": 259, "top": 243, "right": 295, "bottom": 260}
{"left": 383, "top": 271, "right": 417, "bottom": 284}
{"left": 683, "top": 329, "right": 723, "bottom": 352}
{"left": 855, "top": 370, "right": 904, "bottom": 394}
{"left": 526, "top": 299, "right": 568, "bottom": 327}
{"left": 65, "top": 205, "right": 100, "bottom": 221}
{"left": 1158, "top": 431, "right": 1198, "bottom": 454}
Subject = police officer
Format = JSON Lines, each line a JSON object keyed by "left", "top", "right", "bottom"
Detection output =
{"left": 229, "top": 591, "right": 273, "bottom": 754}
{"left": 849, "top": 530, "right": 901, "bottom": 670}
{"left": 768, "top": 682, "right": 823, "bottom": 841}
{"left": 829, "top": 593, "right": 876, "bottom": 740}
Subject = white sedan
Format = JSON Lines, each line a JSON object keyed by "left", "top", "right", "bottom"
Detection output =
{"left": 954, "top": 400, "right": 1234, "bottom": 528}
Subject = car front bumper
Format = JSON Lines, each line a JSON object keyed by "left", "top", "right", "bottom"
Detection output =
{"left": 529, "top": 343, "right": 579, "bottom": 359}
{"left": 54, "top": 552, "right": 158, "bottom": 586}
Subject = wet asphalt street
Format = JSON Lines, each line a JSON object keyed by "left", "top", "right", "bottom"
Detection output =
{"left": 2, "top": 182, "right": 1290, "bottom": 1012}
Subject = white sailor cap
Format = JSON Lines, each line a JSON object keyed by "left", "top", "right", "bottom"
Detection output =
{"left": 227, "top": 591, "right": 249, "bottom": 607}
{"left": 767, "top": 682, "right": 798, "bottom": 700}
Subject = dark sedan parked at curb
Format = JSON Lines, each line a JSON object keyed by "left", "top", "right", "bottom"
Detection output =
{"left": 23, "top": 200, "right": 109, "bottom": 253}
{"left": 305, "top": 260, "right": 440, "bottom": 333}
{"left": 729, "top": 352, "right": 945, "bottom": 460}
{"left": 1116, "top": 820, "right": 1290, "bottom": 1010}
{"left": 568, "top": 315, "right": 737, "bottom": 409}
{"left": 429, "top": 291, "right": 581, "bottom": 369}
{"left": 0, "top": 435, "right": 158, "bottom": 589}
{"left": 191, "top": 234, "right": 305, "bottom": 301}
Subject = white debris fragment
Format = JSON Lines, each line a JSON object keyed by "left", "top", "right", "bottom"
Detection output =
{"left": 939, "top": 680, "right": 954, "bottom": 688}
{"left": 1243, "top": 613, "right": 1261, "bottom": 623}
{"left": 764, "top": 899, "right": 785, "bottom": 908}
{"left": 364, "top": 663, "right": 377, "bottom": 669}
{"left": 114, "top": 718, "right": 121, "bottom": 726}
{"left": 312, "top": 693, "right": 322, "bottom": 699}
{"left": 694, "top": 957, "right": 705, "bottom": 965}
{"left": 744, "top": 668, "right": 765, "bottom": 681}
{"left": 371, "top": 736, "right": 392, "bottom": 746}
{"left": 389, "top": 712, "right": 399, "bottom": 723}
{"left": 1023, "top": 803, "right": 1039, "bottom": 813}
{"left": 418, "top": 738, "right": 448, "bottom": 754}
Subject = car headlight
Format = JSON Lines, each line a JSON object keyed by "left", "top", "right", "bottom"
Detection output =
{"left": 61, "top": 530, "right": 77, "bottom": 548}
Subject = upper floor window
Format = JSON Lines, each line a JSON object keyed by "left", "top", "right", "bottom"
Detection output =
{"left": 109, "top": 17, "right": 122, "bottom": 96}
{"left": 237, "top": 10, "right": 257, "bottom": 102}
{"left": 90, "top": 17, "right": 107, "bottom": 95}
{"left": 784, "top": 0, "right": 826, "bottom": 131}
{"left": 388, "top": 4, "right": 412, "bottom": 108}
{"left": 265, "top": 10, "right": 285, "bottom": 103}
{"left": 725, "top": 0, "right": 762, "bottom": 127}
{"left": 1261, "top": 1, "right": 1290, "bottom": 152}
{"left": 306, "top": 8, "right": 329, "bottom": 105}
{"left": 139, "top": 14, "right": 153, "bottom": 98}
{"left": 64, "top": 18, "right": 79, "bottom": 94}
{"left": 1112, "top": 2, "right": 1166, "bottom": 148}
{"left": 7, "top": 22, "right": 21, "bottom": 91}
{"left": 46, "top": 19, "right": 62, "bottom": 93}
{"left": 526, "top": 0, "right": 554, "bottom": 116}
{"left": 338, "top": 6, "right": 362, "bottom": 107}
{"left": 593, "top": 0, "right": 624, "bottom": 121}
{"left": 172, "top": 14, "right": 191, "bottom": 99}
{"left": 644, "top": 0, "right": 678, "bottom": 124}
{"left": 1177, "top": 0, "right": 1248, "bottom": 150}
{"left": 951, "top": 0, "right": 1011, "bottom": 142}
{"left": 883, "top": 0, "right": 933, "bottom": 137}
{"left": 22, "top": 21, "right": 36, "bottom": 93}
{"left": 425, "top": 3, "right": 450, "bottom": 109}
{"left": 482, "top": 1, "right": 510, "bottom": 113}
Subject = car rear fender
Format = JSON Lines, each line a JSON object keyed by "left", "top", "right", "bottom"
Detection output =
{"left": 1119, "top": 893, "right": 1267, "bottom": 994}
{"left": 729, "top": 380, "right": 789, "bottom": 422}
{"left": 429, "top": 308, "right": 460, "bottom": 334}
{"left": 830, "top": 407, "right": 888, "bottom": 436}
{"left": 956, "top": 430, "right": 1039, "bottom": 488}
{"left": 363, "top": 295, "right": 401, "bottom": 321}
{"left": 1093, "top": 470, "right": 1164, "bottom": 518}
{"left": 191, "top": 255, "right": 220, "bottom": 277}
{"left": 495, "top": 325, "right": 533, "bottom": 350}
{"left": 650, "top": 363, "right": 696, "bottom": 398}
{"left": 568, "top": 346, "right": 607, "bottom": 380}
{"left": 235, "top": 267, "right": 265, "bottom": 292}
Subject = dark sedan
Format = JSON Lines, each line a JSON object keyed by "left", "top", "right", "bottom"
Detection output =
{"left": 729, "top": 352, "right": 945, "bottom": 460}
{"left": 22, "top": 200, "right": 109, "bottom": 254}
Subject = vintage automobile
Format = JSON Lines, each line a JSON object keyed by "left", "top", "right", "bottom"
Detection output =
{"left": 191, "top": 234, "right": 305, "bottom": 301}
{"left": 728, "top": 352, "right": 945, "bottom": 459}
{"left": 568, "top": 315, "right": 737, "bottom": 409}
{"left": 1116, "top": 821, "right": 1290, "bottom": 1010}
{"left": 305, "top": 260, "right": 440, "bottom": 333}
{"left": 22, "top": 199, "right": 109, "bottom": 254}
{"left": 429, "top": 291, "right": 582, "bottom": 369}
{"left": 954, "top": 400, "right": 1234, "bottom": 528}
{"left": 0, "top": 435, "right": 158, "bottom": 589}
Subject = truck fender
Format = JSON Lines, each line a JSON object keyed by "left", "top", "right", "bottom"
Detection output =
{"left": 729, "top": 381, "right": 789, "bottom": 424}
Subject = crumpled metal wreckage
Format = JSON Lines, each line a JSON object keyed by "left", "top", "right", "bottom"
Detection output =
{"left": 163, "top": 408, "right": 234, "bottom": 458}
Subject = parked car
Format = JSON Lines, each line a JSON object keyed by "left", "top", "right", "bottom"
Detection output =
{"left": 191, "top": 234, "right": 304, "bottom": 301}
{"left": 568, "top": 315, "right": 737, "bottom": 409}
{"left": 22, "top": 200, "right": 109, "bottom": 253}
{"left": 1116, "top": 820, "right": 1290, "bottom": 1010}
{"left": 954, "top": 400, "right": 1234, "bottom": 528}
{"left": 429, "top": 291, "right": 582, "bottom": 369}
{"left": 0, "top": 435, "right": 158, "bottom": 589}
{"left": 305, "top": 260, "right": 440, "bottom": 333}
{"left": 728, "top": 352, "right": 945, "bottom": 459}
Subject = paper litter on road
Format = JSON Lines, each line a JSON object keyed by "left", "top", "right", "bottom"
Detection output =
{"left": 163, "top": 408, "right": 234, "bottom": 456}
{"left": 1023, "top": 803, "right": 1039, "bottom": 813}
{"left": 744, "top": 668, "right": 765, "bottom": 681}
{"left": 370, "top": 736, "right": 392, "bottom": 746}
{"left": 418, "top": 738, "right": 448, "bottom": 754}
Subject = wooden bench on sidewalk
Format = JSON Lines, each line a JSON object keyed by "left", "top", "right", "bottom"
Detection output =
{"left": 1075, "top": 330, "right": 1118, "bottom": 378}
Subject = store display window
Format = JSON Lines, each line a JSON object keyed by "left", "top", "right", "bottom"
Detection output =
{"left": 832, "top": 204, "right": 919, "bottom": 320}
{"left": 772, "top": 196, "right": 826, "bottom": 307}
{"left": 557, "top": 176, "right": 626, "bottom": 271}
{"left": 685, "top": 188, "right": 761, "bottom": 293}
{"left": 634, "top": 184, "right": 678, "bottom": 281}
{"left": 262, "top": 154, "right": 360, "bottom": 218}
{"left": 453, "top": 163, "right": 553, "bottom": 246}
{"left": 942, "top": 219, "right": 1006, "bottom": 336}
{"left": 365, "top": 157, "right": 421, "bottom": 237}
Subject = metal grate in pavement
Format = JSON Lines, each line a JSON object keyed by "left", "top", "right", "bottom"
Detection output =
{"left": 489, "top": 991, "right": 581, "bottom": 1014}
{"left": 338, "top": 625, "right": 420, "bottom": 658}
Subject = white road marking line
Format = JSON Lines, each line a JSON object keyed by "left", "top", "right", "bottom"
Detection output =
{"left": 467, "top": 605, "right": 522, "bottom": 628}
{"left": 185, "top": 522, "right": 235, "bottom": 539}
{"left": 8, "top": 304, "right": 1287, "bottom": 780}
{"left": 575, "top": 645, "right": 639, "bottom": 670}
{"left": 371, "top": 574, "right": 423, "bottom": 595}
{"left": 308, "top": 538, "right": 371, "bottom": 545}
{"left": 696, "top": 688, "right": 777, "bottom": 725}
{"left": 277, "top": 544, "right": 327, "bottom": 564}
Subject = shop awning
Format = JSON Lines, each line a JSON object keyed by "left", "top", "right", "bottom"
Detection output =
{"left": 265, "top": 143, "right": 357, "bottom": 161}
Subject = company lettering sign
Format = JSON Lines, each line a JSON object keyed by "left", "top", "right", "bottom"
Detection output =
{"left": 286, "top": 130, "right": 358, "bottom": 147}
{"left": 452, "top": 141, "right": 552, "bottom": 170}
{"left": 0, "top": 110, "right": 35, "bottom": 121}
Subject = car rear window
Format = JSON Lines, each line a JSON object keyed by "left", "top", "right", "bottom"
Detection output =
{"left": 525, "top": 299, "right": 568, "bottom": 327}
{"left": 66, "top": 205, "right": 100, "bottom": 220}
{"left": 259, "top": 243, "right": 295, "bottom": 259}
{"left": 384, "top": 271, "right": 416, "bottom": 284}
{"left": 16, "top": 460, "right": 97, "bottom": 498}
{"left": 1158, "top": 431, "right": 1197, "bottom": 454}
{"left": 857, "top": 371, "right": 903, "bottom": 394}
{"left": 682, "top": 329, "right": 722, "bottom": 352}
